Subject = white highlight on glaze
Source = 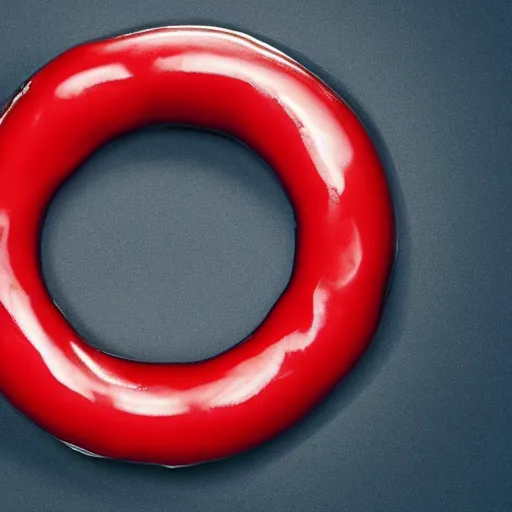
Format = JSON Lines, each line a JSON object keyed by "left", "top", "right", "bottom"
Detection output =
{"left": 56, "top": 64, "right": 133, "bottom": 99}
{"left": 60, "top": 438, "right": 204, "bottom": 468}
{"left": 107, "top": 26, "right": 294, "bottom": 64}
{"left": 62, "top": 440, "right": 106, "bottom": 458}
{"left": 0, "top": 212, "right": 94, "bottom": 400}
{"left": 69, "top": 343, "right": 139, "bottom": 390}
{"left": 0, "top": 82, "right": 31, "bottom": 126}
{"left": 155, "top": 52, "right": 352, "bottom": 199}
{"left": 109, "top": 387, "right": 190, "bottom": 417}
{"left": 335, "top": 221, "right": 363, "bottom": 289}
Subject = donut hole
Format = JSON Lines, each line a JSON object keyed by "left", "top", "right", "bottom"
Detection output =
{"left": 41, "top": 126, "right": 295, "bottom": 363}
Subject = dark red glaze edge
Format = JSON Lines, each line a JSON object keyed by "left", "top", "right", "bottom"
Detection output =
{"left": 0, "top": 26, "right": 395, "bottom": 466}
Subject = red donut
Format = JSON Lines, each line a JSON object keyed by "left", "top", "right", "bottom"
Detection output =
{"left": 0, "top": 26, "right": 395, "bottom": 466}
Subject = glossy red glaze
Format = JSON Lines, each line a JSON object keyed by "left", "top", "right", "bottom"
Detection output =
{"left": 0, "top": 26, "right": 395, "bottom": 466}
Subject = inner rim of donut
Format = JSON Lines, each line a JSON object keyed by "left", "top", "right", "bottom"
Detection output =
{"left": 41, "top": 126, "right": 296, "bottom": 363}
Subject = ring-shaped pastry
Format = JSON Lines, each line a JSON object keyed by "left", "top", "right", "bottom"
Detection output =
{"left": 0, "top": 26, "right": 395, "bottom": 467}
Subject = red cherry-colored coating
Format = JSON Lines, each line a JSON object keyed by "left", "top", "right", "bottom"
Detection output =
{"left": 0, "top": 26, "right": 395, "bottom": 466}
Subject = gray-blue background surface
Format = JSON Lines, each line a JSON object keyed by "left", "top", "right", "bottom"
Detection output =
{"left": 1, "top": 1, "right": 511, "bottom": 510}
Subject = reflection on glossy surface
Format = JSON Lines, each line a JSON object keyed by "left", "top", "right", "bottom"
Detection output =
{"left": 56, "top": 64, "right": 133, "bottom": 99}
{"left": 154, "top": 51, "right": 352, "bottom": 198}
{"left": 0, "top": 26, "right": 395, "bottom": 467}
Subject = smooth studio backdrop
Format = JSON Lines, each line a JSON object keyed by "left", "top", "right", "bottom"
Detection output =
{"left": 0, "top": 1, "right": 511, "bottom": 511}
